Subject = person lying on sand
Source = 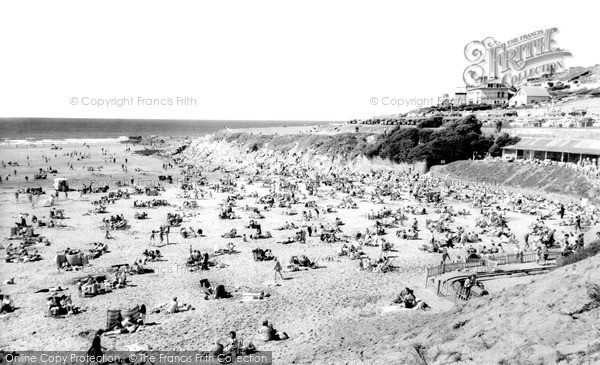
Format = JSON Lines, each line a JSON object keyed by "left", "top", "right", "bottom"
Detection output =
{"left": 121, "top": 314, "right": 143, "bottom": 333}
{"left": 104, "top": 314, "right": 143, "bottom": 335}
{"left": 278, "top": 236, "right": 295, "bottom": 245}
{"left": 35, "top": 286, "right": 66, "bottom": 293}
{"left": 143, "top": 249, "right": 161, "bottom": 260}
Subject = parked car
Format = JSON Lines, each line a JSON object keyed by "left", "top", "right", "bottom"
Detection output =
{"left": 569, "top": 108, "right": 587, "bottom": 116}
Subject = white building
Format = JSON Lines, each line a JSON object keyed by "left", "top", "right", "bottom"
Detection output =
{"left": 509, "top": 86, "right": 551, "bottom": 106}
{"left": 466, "top": 81, "right": 510, "bottom": 105}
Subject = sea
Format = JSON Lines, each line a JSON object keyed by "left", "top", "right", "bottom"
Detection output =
{"left": 0, "top": 118, "right": 324, "bottom": 144}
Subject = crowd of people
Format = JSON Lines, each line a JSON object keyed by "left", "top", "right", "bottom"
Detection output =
{"left": 2, "top": 136, "right": 599, "bottom": 361}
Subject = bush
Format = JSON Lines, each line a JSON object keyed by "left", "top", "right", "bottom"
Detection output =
{"left": 489, "top": 133, "right": 521, "bottom": 157}
{"left": 214, "top": 115, "right": 495, "bottom": 170}
{"left": 417, "top": 116, "right": 443, "bottom": 128}
{"left": 368, "top": 114, "right": 491, "bottom": 166}
{"left": 556, "top": 240, "right": 600, "bottom": 267}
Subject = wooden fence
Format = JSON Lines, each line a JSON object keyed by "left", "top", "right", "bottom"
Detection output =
{"left": 427, "top": 249, "right": 561, "bottom": 302}
{"left": 426, "top": 249, "right": 561, "bottom": 282}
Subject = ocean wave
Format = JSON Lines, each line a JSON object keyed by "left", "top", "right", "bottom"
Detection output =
{"left": 0, "top": 137, "right": 129, "bottom": 146}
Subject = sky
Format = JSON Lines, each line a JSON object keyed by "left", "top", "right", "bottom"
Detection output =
{"left": 0, "top": 0, "right": 598, "bottom": 121}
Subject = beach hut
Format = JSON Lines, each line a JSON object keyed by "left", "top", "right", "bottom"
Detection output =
{"left": 53, "top": 178, "right": 69, "bottom": 192}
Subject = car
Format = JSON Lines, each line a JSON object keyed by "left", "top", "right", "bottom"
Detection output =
{"left": 569, "top": 108, "right": 587, "bottom": 116}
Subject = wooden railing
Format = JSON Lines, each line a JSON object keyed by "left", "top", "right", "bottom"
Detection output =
{"left": 427, "top": 249, "right": 561, "bottom": 302}
{"left": 426, "top": 249, "right": 561, "bottom": 281}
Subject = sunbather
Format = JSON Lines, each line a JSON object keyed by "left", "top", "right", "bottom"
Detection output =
{"left": 167, "top": 297, "right": 192, "bottom": 313}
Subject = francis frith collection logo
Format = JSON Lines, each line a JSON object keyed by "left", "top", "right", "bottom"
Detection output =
{"left": 463, "top": 28, "right": 572, "bottom": 87}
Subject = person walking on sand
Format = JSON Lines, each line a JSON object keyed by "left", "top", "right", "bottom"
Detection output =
{"left": 15, "top": 191, "right": 19, "bottom": 202}
{"left": 150, "top": 230, "right": 156, "bottom": 245}
{"left": 87, "top": 329, "right": 106, "bottom": 360}
{"left": 274, "top": 257, "right": 284, "bottom": 281}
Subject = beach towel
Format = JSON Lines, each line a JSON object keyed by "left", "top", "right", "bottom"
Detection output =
{"left": 122, "top": 305, "right": 141, "bottom": 322}
{"left": 381, "top": 306, "right": 412, "bottom": 313}
{"left": 106, "top": 309, "right": 121, "bottom": 330}
{"left": 241, "top": 293, "right": 262, "bottom": 302}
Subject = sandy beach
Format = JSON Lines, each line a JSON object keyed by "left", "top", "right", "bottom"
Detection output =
{"left": 1, "top": 131, "right": 598, "bottom": 364}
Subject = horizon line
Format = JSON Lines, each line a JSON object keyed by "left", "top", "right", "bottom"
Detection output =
{"left": 0, "top": 117, "right": 339, "bottom": 123}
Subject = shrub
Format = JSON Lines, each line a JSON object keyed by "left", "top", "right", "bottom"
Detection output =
{"left": 489, "top": 133, "right": 521, "bottom": 157}
{"left": 417, "top": 116, "right": 443, "bottom": 128}
{"left": 556, "top": 240, "right": 600, "bottom": 267}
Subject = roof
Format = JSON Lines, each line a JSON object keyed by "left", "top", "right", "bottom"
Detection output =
{"left": 517, "top": 86, "right": 550, "bottom": 97}
{"left": 503, "top": 138, "right": 600, "bottom": 155}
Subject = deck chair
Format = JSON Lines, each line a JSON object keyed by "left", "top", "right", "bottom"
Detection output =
{"left": 311, "top": 256, "right": 320, "bottom": 268}
{"left": 106, "top": 309, "right": 121, "bottom": 330}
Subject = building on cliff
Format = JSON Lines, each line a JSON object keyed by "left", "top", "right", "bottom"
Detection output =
{"left": 466, "top": 81, "right": 511, "bottom": 105}
{"left": 509, "top": 86, "right": 551, "bottom": 106}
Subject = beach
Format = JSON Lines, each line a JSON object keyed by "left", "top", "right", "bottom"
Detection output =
{"left": 1, "top": 129, "right": 598, "bottom": 364}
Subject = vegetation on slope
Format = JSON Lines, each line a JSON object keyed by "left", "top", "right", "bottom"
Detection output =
{"left": 366, "top": 115, "right": 519, "bottom": 167}
{"left": 557, "top": 240, "right": 600, "bottom": 267}
{"left": 215, "top": 116, "right": 520, "bottom": 169}
{"left": 216, "top": 131, "right": 375, "bottom": 159}
{"left": 433, "top": 159, "right": 599, "bottom": 201}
